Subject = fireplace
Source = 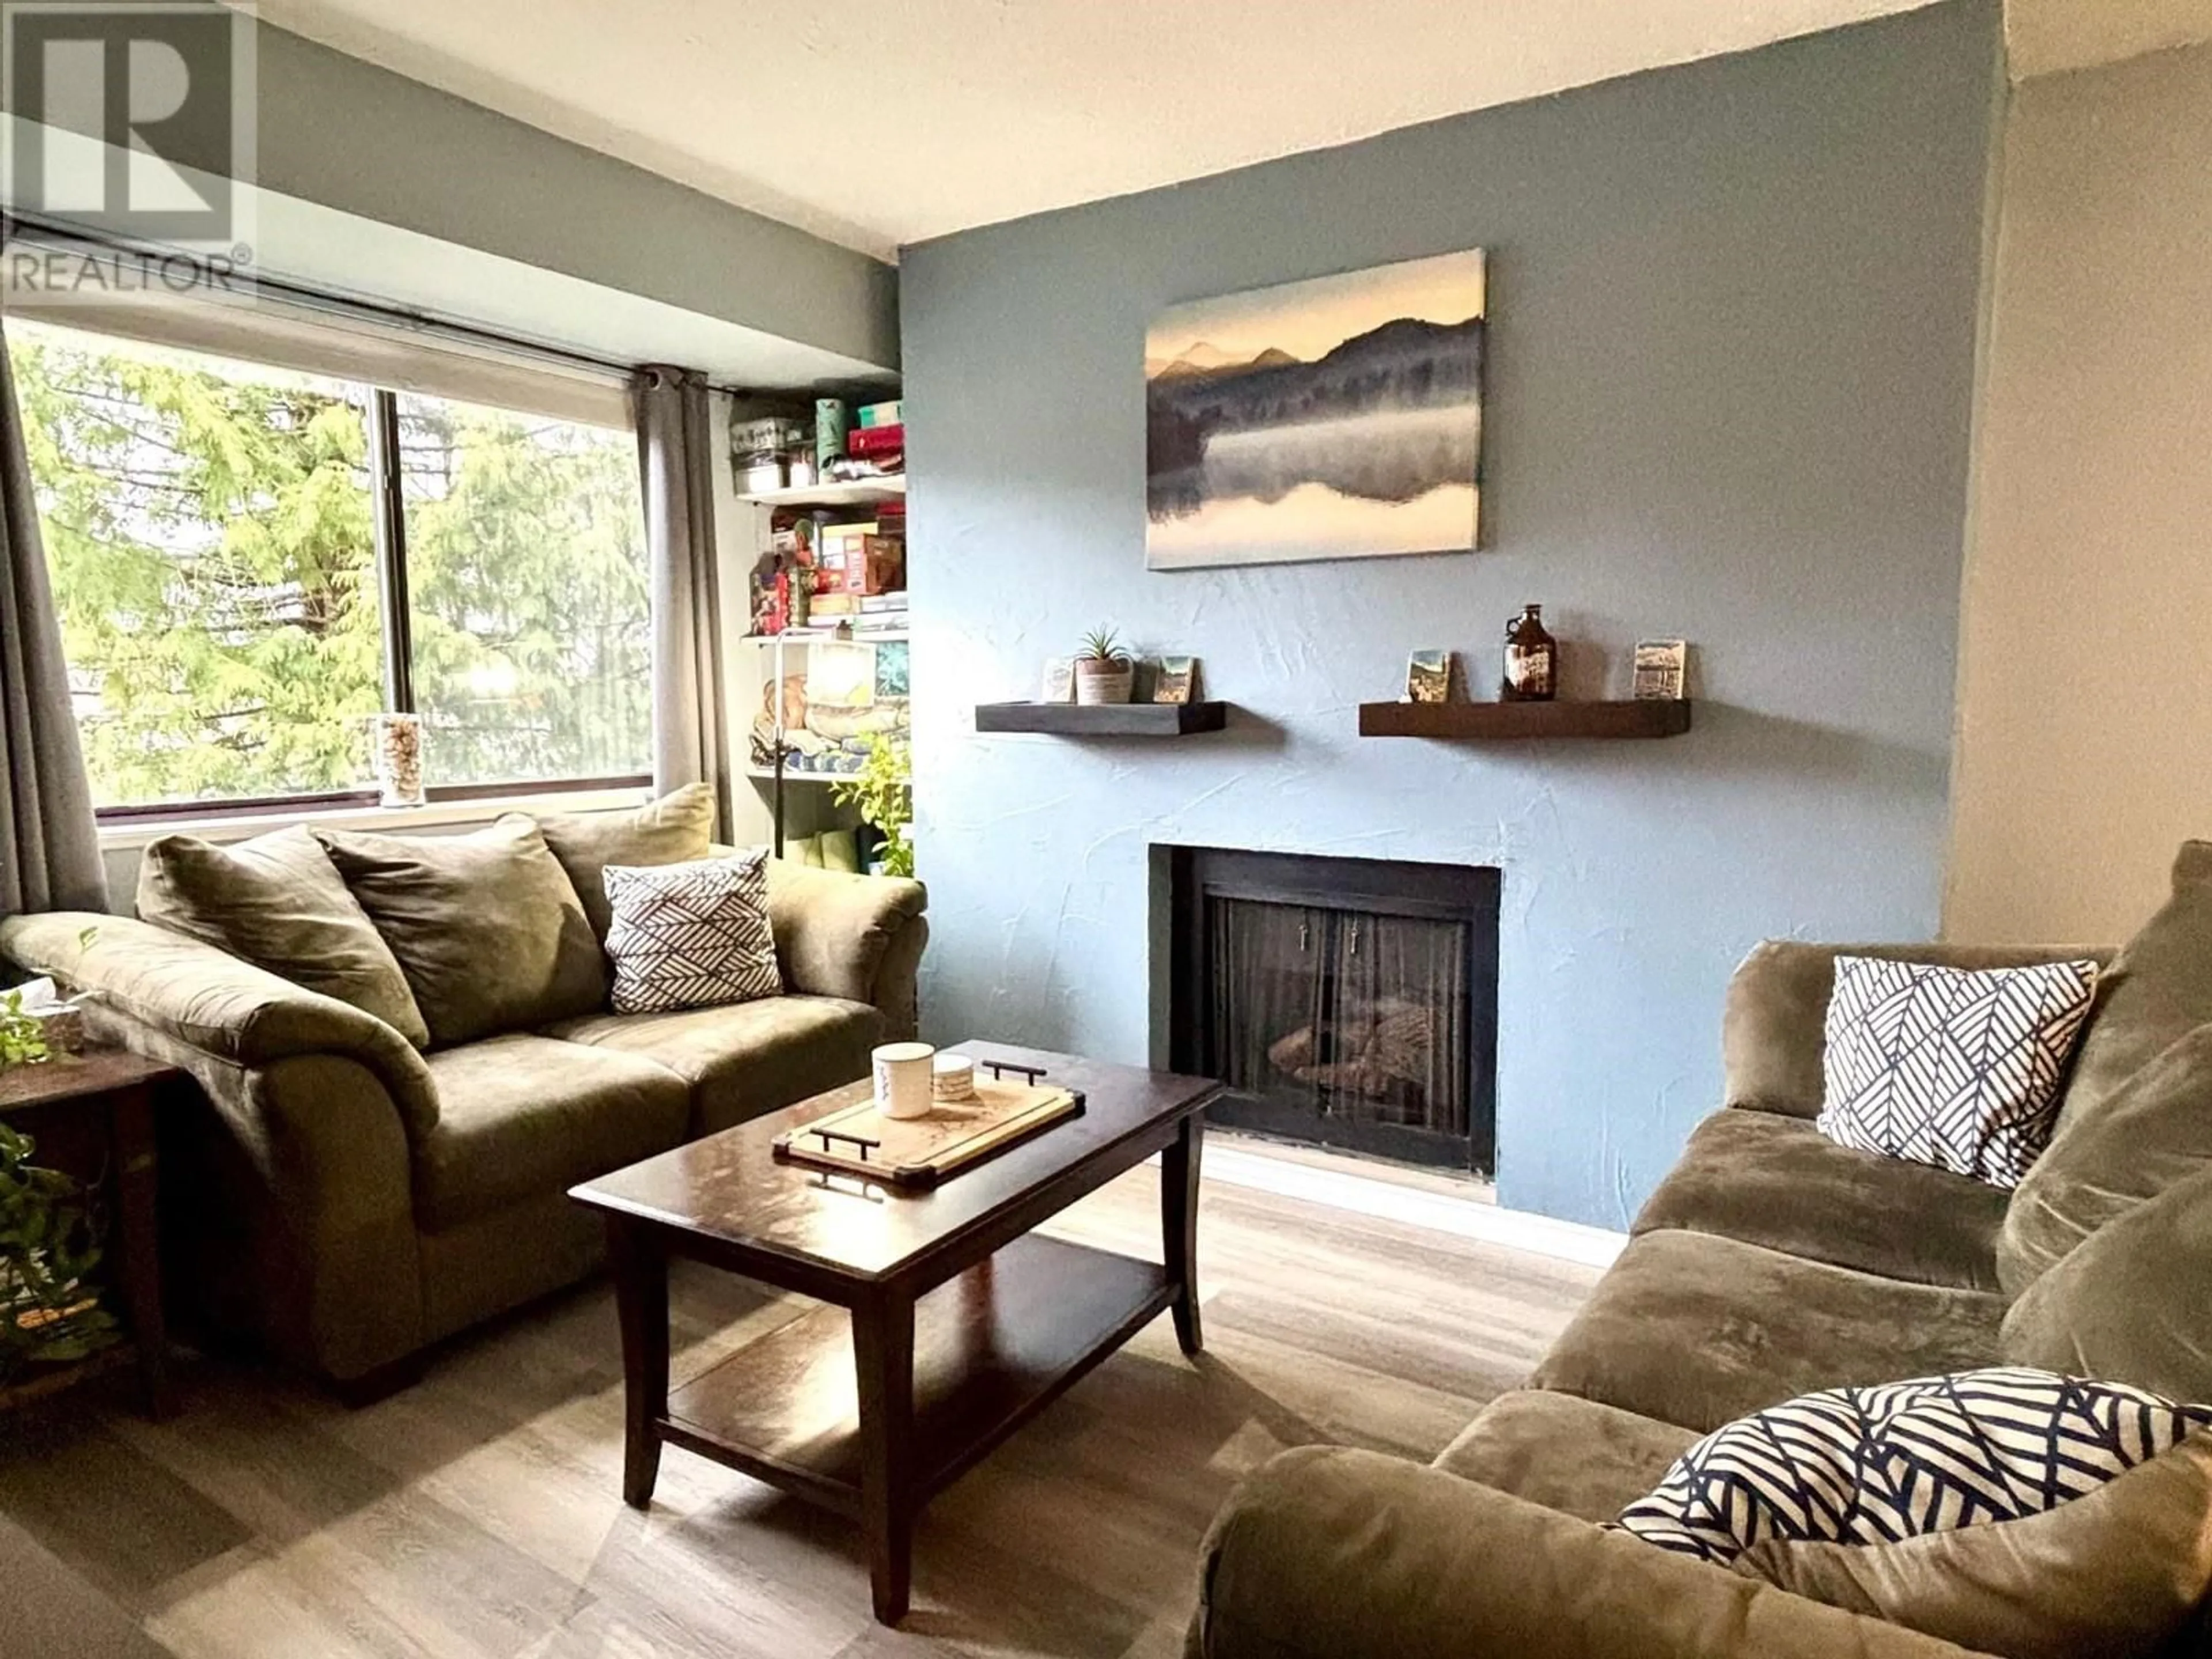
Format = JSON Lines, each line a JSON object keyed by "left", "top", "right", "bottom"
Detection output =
{"left": 1164, "top": 847, "right": 1500, "bottom": 1172}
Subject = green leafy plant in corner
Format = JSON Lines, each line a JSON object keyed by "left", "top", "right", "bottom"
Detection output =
{"left": 832, "top": 732, "right": 914, "bottom": 878}
{"left": 0, "top": 990, "right": 49, "bottom": 1071}
{"left": 0, "top": 1121, "right": 119, "bottom": 1384}
{"left": 1079, "top": 626, "right": 1130, "bottom": 664}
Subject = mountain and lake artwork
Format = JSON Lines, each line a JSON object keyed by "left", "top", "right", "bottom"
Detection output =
{"left": 1145, "top": 249, "right": 1486, "bottom": 570}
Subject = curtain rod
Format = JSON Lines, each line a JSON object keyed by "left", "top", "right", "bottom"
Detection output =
{"left": 1, "top": 214, "right": 770, "bottom": 400}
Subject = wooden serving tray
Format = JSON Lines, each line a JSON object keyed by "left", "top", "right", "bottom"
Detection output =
{"left": 772, "top": 1076, "right": 1086, "bottom": 1188}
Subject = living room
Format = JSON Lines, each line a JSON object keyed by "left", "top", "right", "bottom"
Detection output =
{"left": 2, "top": 1, "right": 2210, "bottom": 1654}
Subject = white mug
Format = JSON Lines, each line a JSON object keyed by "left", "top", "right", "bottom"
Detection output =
{"left": 872, "top": 1041, "right": 937, "bottom": 1120}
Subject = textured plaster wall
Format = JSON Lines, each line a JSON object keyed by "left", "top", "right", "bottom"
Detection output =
{"left": 900, "top": 1, "right": 2001, "bottom": 1228}
{"left": 1945, "top": 42, "right": 2212, "bottom": 946}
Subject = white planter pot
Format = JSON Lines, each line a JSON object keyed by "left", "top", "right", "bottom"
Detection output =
{"left": 1075, "top": 663, "right": 1134, "bottom": 705}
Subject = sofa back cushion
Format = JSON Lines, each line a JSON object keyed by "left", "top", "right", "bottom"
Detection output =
{"left": 137, "top": 825, "right": 431, "bottom": 1048}
{"left": 1999, "top": 842, "right": 2212, "bottom": 1293}
{"left": 1721, "top": 941, "right": 2115, "bottom": 1119}
{"left": 316, "top": 820, "right": 605, "bottom": 1047}
{"left": 530, "top": 783, "right": 716, "bottom": 944}
{"left": 2003, "top": 1158, "right": 2212, "bottom": 1404}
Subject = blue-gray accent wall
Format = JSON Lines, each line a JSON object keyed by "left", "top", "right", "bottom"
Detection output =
{"left": 899, "top": 1, "right": 2001, "bottom": 1229}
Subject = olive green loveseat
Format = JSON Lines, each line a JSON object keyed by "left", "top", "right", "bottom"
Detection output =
{"left": 0, "top": 791, "right": 927, "bottom": 1388}
{"left": 1190, "top": 844, "right": 2212, "bottom": 1659}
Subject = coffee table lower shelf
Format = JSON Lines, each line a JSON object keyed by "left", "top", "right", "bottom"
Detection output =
{"left": 659, "top": 1232, "right": 1172, "bottom": 1515}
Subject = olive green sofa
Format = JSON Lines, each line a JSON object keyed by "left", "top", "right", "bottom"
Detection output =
{"left": 0, "top": 798, "right": 927, "bottom": 1388}
{"left": 1190, "top": 844, "right": 2212, "bottom": 1659}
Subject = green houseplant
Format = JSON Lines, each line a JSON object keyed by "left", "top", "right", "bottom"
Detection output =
{"left": 1075, "top": 626, "right": 1135, "bottom": 706}
{"left": 0, "top": 992, "right": 118, "bottom": 1385}
{"left": 0, "top": 1120, "right": 118, "bottom": 1384}
{"left": 831, "top": 732, "right": 914, "bottom": 877}
{"left": 0, "top": 987, "right": 50, "bottom": 1070}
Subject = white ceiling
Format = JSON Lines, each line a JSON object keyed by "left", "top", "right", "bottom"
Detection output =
{"left": 252, "top": 0, "right": 1948, "bottom": 261}
{"left": 2005, "top": 0, "right": 2212, "bottom": 76}
{"left": 251, "top": 0, "right": 2212, "bottom": 263}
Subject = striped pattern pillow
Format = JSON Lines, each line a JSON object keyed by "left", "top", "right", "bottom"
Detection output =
{"left": 1817, "top": 956, "right": 2100, "bottom": 1187}
{"left": 603, "top": 851, "right": 781, "bottom": 1014}
{"left": 1618, "top": 1368, "right": 2212, "bottom": 1567}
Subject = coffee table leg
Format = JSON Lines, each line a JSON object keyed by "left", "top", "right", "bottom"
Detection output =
{"left": 1163, "top": 1111, "right": 1205, "bottom": 1357}
{"left": 853, "top": 1287, "right": 916, "bottom": 1624}
{"left": 607, "top": 1218, "right": 668, "bottom": 1509}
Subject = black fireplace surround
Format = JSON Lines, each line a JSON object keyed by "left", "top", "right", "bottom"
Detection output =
{"left": 1164, "top": 847, "right": 1501, "bottom": 1172}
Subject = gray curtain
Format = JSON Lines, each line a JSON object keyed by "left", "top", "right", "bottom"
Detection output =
{"left": 0, "top": 321, "right": 107, "bottom": 917}
{"left": 634, "top": 367, "right": 730, "bottom": 836}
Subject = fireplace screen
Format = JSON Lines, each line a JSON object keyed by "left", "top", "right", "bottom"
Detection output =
{"left": 1168, "top": 849, "right": 1498, "bottom": 1171}
{"left": 1207, "top": 897, "right": 1471, "bottom": 1139}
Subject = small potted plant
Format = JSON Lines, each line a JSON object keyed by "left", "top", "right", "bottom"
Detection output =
{"left": 1074, "top": 627, "right": 1135, "bottom": 706}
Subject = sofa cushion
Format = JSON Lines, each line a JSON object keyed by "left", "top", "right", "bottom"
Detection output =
{"left": 542, "top": 994, "right": 882, "bottom": 1135}
{"left": 1633, "top": 1110, "right": 2009, "bottom": 1292}
{"left": 1434, "top": 1389, "right": 1698, "bottom": 1524}
{"left": 1999, "top": 1023, "right": 2212, "bottom": 1298}
{"left": 135, "top": 825, "right": 431, "bottom": 1048}
{"left": 2001, "top": 843, "right": 2212, "bottom": 1293}
{"left": 1722, "top": 941, "right": 2117, "bottom": 1120}
{"left": 1531, "top": 1231, "right": 2008, "bottom": 1434}
{"left": 528, "top": 783, "right": 716, "bottom": 943}
{"left": 317, "top": 819, "right": 607, "bottom": 1047}
{"left": 2003, "top": 1158, "right": 2212, "bottom": 1404}
{"left": 416, "top": 1033, "right": 688, "bottom": 1230}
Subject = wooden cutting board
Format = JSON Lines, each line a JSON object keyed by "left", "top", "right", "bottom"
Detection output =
{"left": 771, "top": 1076, "right": 1085, "bottom": 1188}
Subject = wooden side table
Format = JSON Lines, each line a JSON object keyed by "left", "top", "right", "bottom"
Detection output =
{"left": 0, "top": 1049, "right": 179, "bottom": 1419}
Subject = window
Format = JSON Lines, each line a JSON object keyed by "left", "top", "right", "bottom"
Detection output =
{"left": 7, "top": 319, "right": 649, "bottom": 815}
{"left": 397, "top": 393, "right": 650, "bottom": 787}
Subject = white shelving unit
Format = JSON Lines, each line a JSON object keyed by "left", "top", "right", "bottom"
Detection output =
{"left": 733, "top": 476, "right": 906, "bottom": 511}
{"left": 736, "top": 629, "right": 908, "bottom": 646}
{"left": 710, "top": 393, "right": 904, "bottom": 854}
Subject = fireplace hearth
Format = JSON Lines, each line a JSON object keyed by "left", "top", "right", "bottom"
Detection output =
{"left": 1164, "top": 847, "right": 1499, "bottom": 1172}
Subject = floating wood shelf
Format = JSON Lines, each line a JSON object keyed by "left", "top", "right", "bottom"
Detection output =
{"left": 975, "top": 700, "right": 1228, "bottom": 737}
{"left": 1358, "top": 699, "right": 1693, "bottom": 740}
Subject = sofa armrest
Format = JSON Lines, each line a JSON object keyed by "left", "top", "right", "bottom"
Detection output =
{"left": 0, "top": 911, "right": 438, "bottom": 1137}
{"left": 763, "top": 863, "right": 928, "bottom": 1039}
{"left": 1188, "top": 1447, "right": 1996, "bottom": 1659}
{"left": 1722, "top": 940, "right": 2116, "bottom": 1119}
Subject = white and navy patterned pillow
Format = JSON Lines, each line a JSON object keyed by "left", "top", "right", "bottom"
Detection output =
{"left": 1619, "top": 1368, "right": 2212, "bottom": 1567}
{"left": 1816, "top": 956, "right": 2099, "bottom": 1187}
{"left": 603, "top": 851, "right": 781, "bottom": 1015}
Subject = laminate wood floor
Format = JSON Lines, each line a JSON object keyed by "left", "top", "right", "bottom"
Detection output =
{"left": 0, "top": 1158, "right": 1598, "bottom": 1659}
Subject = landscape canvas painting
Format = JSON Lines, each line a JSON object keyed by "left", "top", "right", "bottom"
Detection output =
{"left": 1145, "top": 249, "right": 1486, "bottom": 570}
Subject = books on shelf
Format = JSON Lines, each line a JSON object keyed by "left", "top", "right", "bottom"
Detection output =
{"left": 846, "top": 423, "right": 904, "bottom": 460}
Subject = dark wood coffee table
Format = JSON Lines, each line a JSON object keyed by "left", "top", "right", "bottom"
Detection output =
{"left": 569, "top": 1041, "right": 1222, "bottom": 1624}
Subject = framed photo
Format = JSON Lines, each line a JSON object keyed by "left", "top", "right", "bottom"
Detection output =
{"left": 1041, "top": 657, "right": 1076, "bottom": 703}
{"left": 1151, "top": 657, "right": 1200, "bottom": 704}
{"left": 1633, "top": 640, "right": 1688, "bottom": 700}
{"left": 1406, "top": 649, "right": 1455, "bottom": 704}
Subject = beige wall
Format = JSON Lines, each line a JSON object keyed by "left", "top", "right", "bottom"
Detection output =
{"left": 1945, "top": 42, "right": 2212, "bottom": 944}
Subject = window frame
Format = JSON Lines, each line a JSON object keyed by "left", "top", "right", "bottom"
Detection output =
{"left": 69, "top": 373, "right": 653, "bottom": 827}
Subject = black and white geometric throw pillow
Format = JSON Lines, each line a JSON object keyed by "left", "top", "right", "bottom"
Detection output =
{"left": 603, "top": 851, "right": 781, "bottom": 1015}
{"left": 1618, "top": 1368, "right": 2212, "bottom": 1567}
{"left": 1816, "top": 956, "right": 2099, "bottom": 1187}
